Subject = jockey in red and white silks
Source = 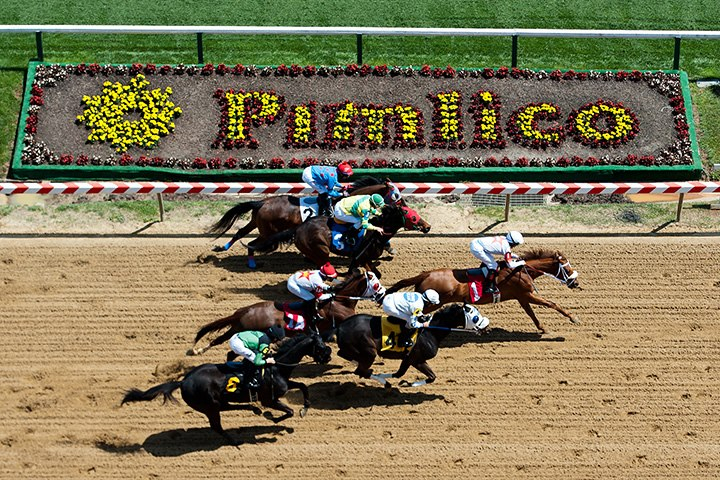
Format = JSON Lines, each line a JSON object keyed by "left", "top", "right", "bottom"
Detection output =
{"left": 287, "top": 263, "right": 338, "bottom": 301}
{"left": 469, "top": 231, "right": 526, "bottom": 271}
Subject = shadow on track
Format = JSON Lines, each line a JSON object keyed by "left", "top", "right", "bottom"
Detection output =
{"left": 95, "top": 425, "right": 292, "bottom": 456}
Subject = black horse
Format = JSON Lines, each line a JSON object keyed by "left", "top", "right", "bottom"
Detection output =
{"left": 335, "top": 304, "right": 486, "bottom": 387}
{"left": 122, "top": 334, "right": 332, "bottom": 444}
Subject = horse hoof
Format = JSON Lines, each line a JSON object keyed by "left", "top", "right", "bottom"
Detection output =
{"left": 186, "top": 348, "right": 196, "bottom": 356}
{"left": 300, "top": 407, "right": 308, "bottom": 418}
{"left": 570, "top": 316, "right": 581, "bottom": 324}
{"left": 212, "top": 246, "right": 224, "bottom": 253}
{"left": 247, "top": 259, "right": 257, "bottom": 269}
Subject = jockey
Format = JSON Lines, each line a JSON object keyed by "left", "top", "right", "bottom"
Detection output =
{"left": 333, "top": 193, "right": 385, "bottom": 245}
{"left": 302, "top": 162, "right": 354, "bottom": 216}
{"left": 469, "top": 231, "right": 526, "bottom": 294}
{"left": 287, "top": 262, "right": 338, "bottom": 328}
{"left": 228, "top": 326, "right": 285, "bottom": 388}
{"left": 381, "top": 289, "right": 441, "bottom": 348}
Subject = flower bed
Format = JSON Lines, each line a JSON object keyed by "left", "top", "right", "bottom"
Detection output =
{"left": 11, "top": 62, "right": 701, "bottom": 182}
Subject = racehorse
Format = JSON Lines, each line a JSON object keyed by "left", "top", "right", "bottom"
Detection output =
{"left": 189, "top": 268, "right": 385, "bottom": 356}
{"left": 122, "top": 334, "right": 332, "bottom": 444}
{"left": 249, "top": 203, "right": 425, "bottom": 278}
{"left": 386, "top": 249, "right": 581, "bottom": 334}
{"left": 335, "top": 304, "right": 486, "bottom": 387}
{"left": 207, "top": 177, "right": 412, "bottom": 268}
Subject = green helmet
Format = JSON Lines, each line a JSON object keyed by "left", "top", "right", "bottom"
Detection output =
{"left": 370, "top": 193, "right": 385, "bottom": 208}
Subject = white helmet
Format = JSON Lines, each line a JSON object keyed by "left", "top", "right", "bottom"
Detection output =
{"left": 506, "top": 231, "right": 524, "bottom": 246}
{"left": 422, "top": 289, "right": 440, "bottom": 305}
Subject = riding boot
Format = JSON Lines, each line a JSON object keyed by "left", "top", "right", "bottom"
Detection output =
{"left": 318, "top": 193, "right": 332, "bottom": 217}
{"left": 342, "top": 228, "right": 357, "bottom": 247}
{"left": 397, "top": 327, "right": 415, "bottom": 349}
{"left": 484, "top": 269, "right": 498, "bottom": 295}
{"left": 302, "top": 300, "right": 321, "bottom": 330}
{"left": 246, "top": 366, "right": 261, "bottom": 390}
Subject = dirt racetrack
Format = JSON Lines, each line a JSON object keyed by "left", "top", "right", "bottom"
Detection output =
{"left": 1, "top": 234, "right": 719, "bottom": 479}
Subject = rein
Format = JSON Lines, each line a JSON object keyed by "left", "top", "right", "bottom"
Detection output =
{"left": 524, "top": 259, "right": 577, "bottom": 285}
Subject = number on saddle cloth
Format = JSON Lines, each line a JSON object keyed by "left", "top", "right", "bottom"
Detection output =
{"left": 299, "top": 197, "right": 320, "bottom": 222}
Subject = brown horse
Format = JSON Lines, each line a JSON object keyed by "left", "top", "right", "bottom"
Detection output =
{"left": 249, "top": 203, "right": 425, "bottom": 278}
{"left": 386, "top": 249, "right": 581, "bottom": 334}
{"left": 208, "top": 177, "right": 410, "bottom": 269}
{"left": 189, "top": 268, "right": 385, "bottom": 356}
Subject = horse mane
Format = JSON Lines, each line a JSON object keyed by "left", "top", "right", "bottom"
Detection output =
{"left": 275, "top": 334, "right": 313, "bottom": 360}
{"left": 332, "top": 268, "right": 364, "bottom": 292}
{"left": 370, "top": 203, "right": 404, "bottom": 231}
{"left": 520, "top": 248, "right": 562, "bottom": 261}
{"left": 347, "top": 176, "right": 384, "bottom": 192}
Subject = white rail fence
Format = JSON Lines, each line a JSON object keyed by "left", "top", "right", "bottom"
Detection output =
{"left": 3, "top": 180, "right": 720, "bottom": 223}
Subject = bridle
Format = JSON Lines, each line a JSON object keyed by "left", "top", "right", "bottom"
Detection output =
{"left": 524, "top": 255, "right": 578, "bottom": 287}
{"left": 334, "top": 270, "right": 386, "bottom": 301}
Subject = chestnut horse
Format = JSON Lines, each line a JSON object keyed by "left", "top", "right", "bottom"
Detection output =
{"left": 208, "top": 177, "right": 411, "bottom": 268}
{"left": 250, "top": 203, "right": 424, "bottom": 278}
{"left": 189, "top": 268, "right": 385, "bottom": 356}
{"left": 386, "top": 249, "right": 581, "bottom": 334}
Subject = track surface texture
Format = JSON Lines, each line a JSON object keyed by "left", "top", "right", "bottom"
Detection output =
{"left": 1, "top": 235, "right": 719, "bottom": 479}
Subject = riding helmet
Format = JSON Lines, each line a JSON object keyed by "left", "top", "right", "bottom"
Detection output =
{"left": 506, "top": 231, "right": 524, "bottom": 246}
{"left": 337, "top": 162, "right": 354, "bottom": 176}
{"left": 370, "top": 193, "right": 385, "bottom": 208}
{"left": 320, "top": 262, "right": 338, "bottom": 279}
{"left": 422, "top": 289, "right": 441, "bottom": 304}
{"left": 266, "top": 325, "right": 286, "bottom": 341}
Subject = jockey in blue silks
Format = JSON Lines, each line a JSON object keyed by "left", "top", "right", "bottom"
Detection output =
{"left": 302, "top": 162, "right": 354, "bottom": 216}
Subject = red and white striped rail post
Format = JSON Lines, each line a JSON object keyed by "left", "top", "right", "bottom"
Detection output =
{"left": 3, "top": 180, "right": 720, "bottom": 223}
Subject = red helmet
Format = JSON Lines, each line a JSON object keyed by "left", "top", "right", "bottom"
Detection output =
{"left": 320, "top": 262, "right": 338, "bottom": 279}
{"left": 337, "top": 162, "right": 353, "bottom": 176}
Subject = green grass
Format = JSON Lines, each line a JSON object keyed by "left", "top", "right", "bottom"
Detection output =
{"left": 1, "top": 0, "right": 719, "bottom": 173}
{"left": 692, "top": 84, "right": 720, "bottom": 179}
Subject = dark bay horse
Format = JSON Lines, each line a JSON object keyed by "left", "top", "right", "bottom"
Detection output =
{"left": 386, "top": 249, "right": 581, "bottom": 334}
{"left": 208, "top": 177, "right": 415, "bottom": 268}
{"left": 336, "top": 304, "right": 485, "bottom": 387}
{"left": 122, "top": 334, "right": 332, "bottom": 444}
{"left": 190, "top": 268, "right": 385, "bottom": 356}
{"left": 250, "top": 203, "right": 426, "bottom": 278}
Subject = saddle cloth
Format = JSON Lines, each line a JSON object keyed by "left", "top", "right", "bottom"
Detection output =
{"left": 380, "top": 315, "right": 419, "bottom": 353}
{"left": 329, "top": 220, "right": 358, "bottom": 254}
{"left": 221, "top": 363, "right": 262, "bottom": 401}
{"left": 279, "top": 301, "right": 306, "bottom": 331}
{"left": 466, "top": 267, "right": 487, "bottom": 303}
{"left": 299, "top": 197, "right": 319, "bottom": 222}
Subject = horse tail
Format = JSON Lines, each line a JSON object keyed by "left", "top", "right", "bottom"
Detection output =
{"left": 206, "top": 200, "right": 263, "bottom": 237}
{"left": 386, "top": 272, "right": 430, "bottom": 294}
{"left": 122, "top": 381, "right": 182, "bottom": 405}
{"left": 251, "top": 227, "right": 297, "bottom": 254}
{"left": 194, "top": 308, "right": 251, "bottom": 344}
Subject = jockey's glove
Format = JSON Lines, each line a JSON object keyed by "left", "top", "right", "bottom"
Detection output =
{"left": 318, "top": 293, "right": 334, "bottom": 301}
{"left": 508, "top": 260, "right": 526, "bottom": 269}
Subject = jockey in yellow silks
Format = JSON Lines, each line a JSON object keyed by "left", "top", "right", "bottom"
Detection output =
{"left": 333, "top": 193, "right": 385, "bottom": 234}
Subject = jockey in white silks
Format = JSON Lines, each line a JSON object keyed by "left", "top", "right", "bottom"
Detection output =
{"left": 381, "top": 290, "right": 440, "bottom": 348}
{"left": 469, "top": 231, "right": 526, "bottom": 294}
